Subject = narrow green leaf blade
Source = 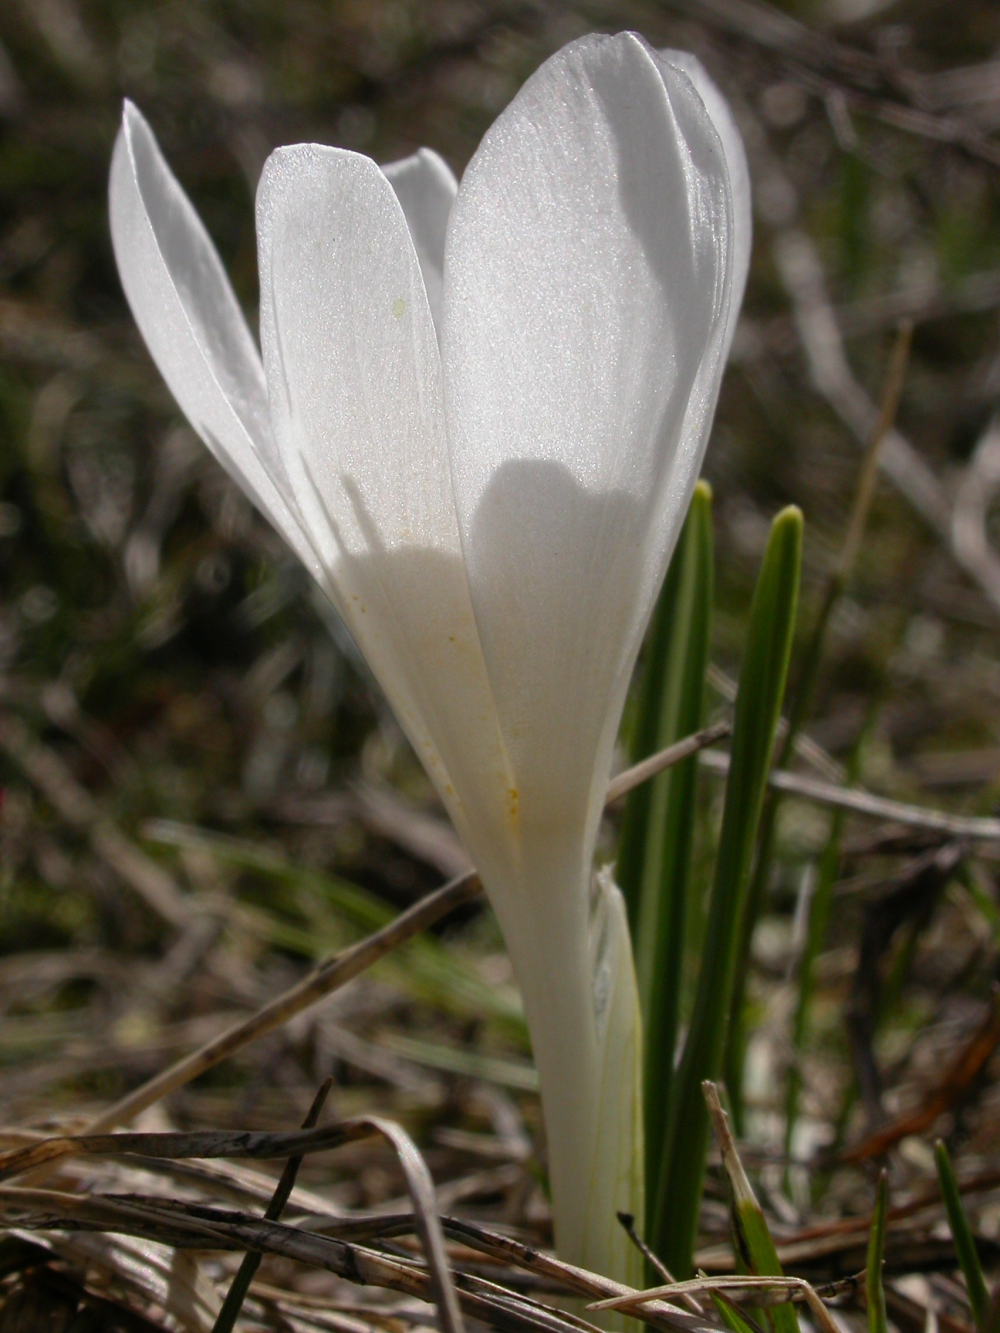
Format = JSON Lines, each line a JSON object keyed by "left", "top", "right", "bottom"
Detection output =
{"left": 652, "top": 506, "right": 803, "bottom": 1277}
{"left": 867, "top": 1171, "right": 889, "bottom": 1333}
{"left": 704, "top": 1082, "right": 800, "bottom": 1333}
{"left": 619, "top": 481, "right": 713, "bottom": 931}
{"left": 712, "top": 1290, "right": 765, "bottom": 1333}
{"left": 213, "top": 1078, "right": 333, "bottom": 1333}
{"left": 619, "top": 480, "right": 714, "bottom": 1199}
{"left": 936, "top": 1139, "right": 992, "bottom": 1332}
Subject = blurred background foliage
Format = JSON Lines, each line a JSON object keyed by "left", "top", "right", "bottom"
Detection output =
{"left": 2, "top": 0, "right": 1000, "bottom": 1321}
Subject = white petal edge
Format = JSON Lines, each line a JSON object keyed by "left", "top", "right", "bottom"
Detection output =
{"left": 382, "top": 147, "right": 458, "bottom": 335}
{"left": 108, "top": 102, "right": 323, "bottom": 582}
{"left": 657, "top": 49, "right": 752, "bottom": 353}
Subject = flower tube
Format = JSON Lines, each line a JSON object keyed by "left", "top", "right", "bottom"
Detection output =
{"left": 110, "top": 31, "right": 746, "bottom": 1283}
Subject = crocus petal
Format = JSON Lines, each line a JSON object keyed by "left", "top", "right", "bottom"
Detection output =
{"left": 657, "top": 49, "right": 752, "bottom": 350}
{"left": 108, "top": 102, "right": 321, "bottom": 581}
{"left": 441, "top": 30, "right": 735, "bottom": 1278}
{"left": 382, "top": 148, "right": 458, "bottom": 333}
{"left": 256, "top": 143, "right": 510, "bottom": 851}
{"left": 444, "top": 31, "right": 733, "bottom": 811}
{"left": 110, "top": 38, "right": 745, "bottom": 1289}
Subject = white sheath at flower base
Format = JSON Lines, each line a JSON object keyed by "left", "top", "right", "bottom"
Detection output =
{"left": 109, "top": 32, "right": 749, "bottom": 1286}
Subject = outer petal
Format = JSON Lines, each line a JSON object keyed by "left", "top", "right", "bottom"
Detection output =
{"left": 441, "top": 30, "right": 734, "bottom": 1277}
{"left": 657, "top": 49, "right": 752, "bottom": 352}
{"left": 382, "top": 147, "right": 457, "bottom": 334}
{"left": 256, "top": 144, "right": 510, "bottom": 850}
{"left": 443, "top": 32, "right": 733, "bottom": 820}
{"left": 108, "top": 102, "right": 321, "bottom": 581}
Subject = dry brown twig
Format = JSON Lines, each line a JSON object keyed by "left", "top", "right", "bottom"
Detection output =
{"left": 590, "top": 1273, "right": 845, "bottom": 1333}
{"left": 699, "top": 748, "right": 1000, "bottom": 840}
{"left": 0, "top": 1114, "right": 467, "bottom": 1333}
{"left": 212, "top": 1077, "right": 335, "bottom": 1332}
{"left": 0, "top": 1185, "right": 712, "bottom": 1333}
{"left": 605, "top": 720, "right": 732, "bottom": 803}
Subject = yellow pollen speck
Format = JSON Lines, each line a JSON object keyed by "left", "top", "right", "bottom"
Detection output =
{"left": 448, "top": 635, "right": 455, "bottom": 643}
{"left": 392, "top": 297, "right": 406, "bottom": 319}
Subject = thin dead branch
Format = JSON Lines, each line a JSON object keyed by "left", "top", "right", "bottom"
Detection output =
{"left": 699, "top": 749, "right": 1000, "bottom": 840}
{"left": 0, "top": 1187, "right": 711, "bottom": 1333}
{"left": 590, "top": 1272, "right": 845, "bottom": 1333}
{"left": 212, "top": 1077, "right": 334, "bottom": 1333}
{"left": 605, "top": 720, "right": 733, "bottom": 804}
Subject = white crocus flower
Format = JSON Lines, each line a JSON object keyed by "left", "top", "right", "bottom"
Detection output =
{"left": 110, "top": 32, "right": 749, "bottom": 1283}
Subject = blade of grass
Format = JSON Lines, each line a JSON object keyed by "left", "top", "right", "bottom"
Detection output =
{"left": 867, "top": 1171, "right": 888, "bottom": 1333}
{"left": 212, "top": 1077, "right": 333, "bottom": 1333}
{"left": 618, "top": 482, "right": 714, "bottom": 1201}
{"left": 724, "top": 323, "right": 912, "bottom": 1129}
{"left": 652, "top": 506, "right": 803, "bottom": 1277}
{"left": 144, "top": 819, "right": 400, "bottom": 934}
{"left": 712, "top": 1289, "right": 766, "bottom": 1333}
{"left": 379, "top": 1032, "right": 538, "bottom": 1091}
{"left": 936, "top": 1139, "right": 992, "bottom": 1332}
{"left": 618, "top": 480, "right": 713, "bottom": 927}
{"left": 703, "top": 1082, "right": 800, "bottom": 1333}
